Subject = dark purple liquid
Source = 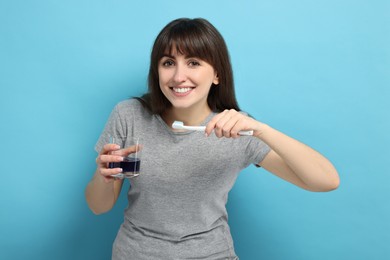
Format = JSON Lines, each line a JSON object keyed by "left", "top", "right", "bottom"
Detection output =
{"left": 109, "top": 158, "right": 141, "bottom": 173}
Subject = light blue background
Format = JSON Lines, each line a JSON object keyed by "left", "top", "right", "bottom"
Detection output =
{"left": 1, "top": 0, "right": 389, "bottom": 259}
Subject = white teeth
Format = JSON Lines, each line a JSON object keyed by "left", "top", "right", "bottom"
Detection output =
{"left": 173, "top": 87, "right": 192, "bottom": 93}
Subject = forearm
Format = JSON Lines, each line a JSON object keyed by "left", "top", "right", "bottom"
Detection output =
{"left": 256, "top": 123, "right": 339, "bottom": 191}
{"left": 85, "top": 170, "right": 118, "bottom": 214}
{"left": 205, "top": 109, "right": 339, "bottom": 191}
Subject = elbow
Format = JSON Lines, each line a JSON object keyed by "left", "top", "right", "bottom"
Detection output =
{"left": 327, "top": 175, "right": 340, "bottom": 191}
{"left": 312, "top": 159, "right": 340, "bottom": 192}
{"left": 301, "top": 167, "right": 340, "bottom": 192}
{"left": 318, "top": 180, "right": 339, "bottom": 192}
{"left": 316, "top": 163, "right": 340, "bottom": 192}
{"left": 312, "top": 171, "right": 340, "bottom": 192}
{"left": 90, "top": 208, "right": 108, "bottom": 215}
{"left": 85, "top": 190, "right": 113, "bottom": 215}
{"left": 87, "top": 201, "right": 112, "bottom": 215}
{"left": 326, "top": 168, "right": 340, "bottom": 191}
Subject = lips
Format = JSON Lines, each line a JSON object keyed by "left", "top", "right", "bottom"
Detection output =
{"left": 173, "top": 87, "right": 192, "bottom": 93}
{"left": 170, "top": 87, "right": 195, "bottom": 96}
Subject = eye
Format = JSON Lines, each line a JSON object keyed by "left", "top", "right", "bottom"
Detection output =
{"left": 161, "top": 59, "right": 175, "bottom": 67}
{"left": 188, "top": 60, "right": 201, "bottom": 67}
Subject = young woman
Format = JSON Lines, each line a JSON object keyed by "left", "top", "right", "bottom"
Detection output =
{"left": 85, "top": 18, "right": 339, "bottom": 260}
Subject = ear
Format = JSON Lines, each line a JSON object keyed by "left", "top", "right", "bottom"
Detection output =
{"left": 213, "top": 73, "right": 219, "bottom": 85}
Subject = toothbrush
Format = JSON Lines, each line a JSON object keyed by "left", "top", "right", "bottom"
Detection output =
{"left": 172, "top": 121, "right": 253, "bottom": 136}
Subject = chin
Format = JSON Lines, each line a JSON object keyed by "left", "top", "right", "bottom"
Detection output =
{"left": 170, "top": 103, "right": 193, "bottom": 109}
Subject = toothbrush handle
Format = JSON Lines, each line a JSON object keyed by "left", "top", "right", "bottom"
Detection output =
{"left": 238, "top": 130, "right": 253, "bottom": 136}
{"left": 186, "top": 126, "right": 253, "bottom": 136}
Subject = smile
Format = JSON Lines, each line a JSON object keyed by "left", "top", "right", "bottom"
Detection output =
{"left": 170, "top": 87, "right": 195, "bottom": 97}
{"left": 172, "top": 87, "right": 193, "bottom": 93}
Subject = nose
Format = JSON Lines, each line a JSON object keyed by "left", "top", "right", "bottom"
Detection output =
{"left": 172, "top": 64, "right": 187, "bottom": 83}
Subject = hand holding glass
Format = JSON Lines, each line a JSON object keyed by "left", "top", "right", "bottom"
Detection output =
{"left": 108, "top": 136, "right": 142, "bottom": 179}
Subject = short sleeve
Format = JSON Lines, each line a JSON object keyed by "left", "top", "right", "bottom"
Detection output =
{"left": 244, "top": 136, "right": 271, "bottom": 167}
{"left": 94, "top": 104, "right": 127, "bottom": 153}
{"left": 237, "top": 111, "right": 271, "bottom": 167}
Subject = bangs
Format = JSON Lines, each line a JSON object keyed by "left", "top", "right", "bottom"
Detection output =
{"left": 157, "top": 22, "right": 215, "bottom": 64}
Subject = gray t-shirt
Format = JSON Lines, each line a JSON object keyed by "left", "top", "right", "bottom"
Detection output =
{"left": 95, "top": 99, "right": 270, "bottom": 259}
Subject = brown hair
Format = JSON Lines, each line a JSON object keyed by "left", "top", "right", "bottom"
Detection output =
{"left": 137, "top": 18, "right": 240, "bottom": 114}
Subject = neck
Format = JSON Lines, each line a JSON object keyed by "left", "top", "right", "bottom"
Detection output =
{"left": 162, "top": 106, "right": 212, "bottom": 128}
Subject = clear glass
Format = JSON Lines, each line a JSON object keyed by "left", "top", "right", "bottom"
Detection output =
{"left": 108, "top": 136, "right": 142, "bottom": 179}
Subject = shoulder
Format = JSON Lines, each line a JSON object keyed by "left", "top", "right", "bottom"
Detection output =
{"left": 113, "top": 98, "right": 150, "bottom": 116}
{"left": 115, "top": 98, "right": 143, "bottom": 110}
{"left": 114, "top": 99, "right": 157, "bottom": 128}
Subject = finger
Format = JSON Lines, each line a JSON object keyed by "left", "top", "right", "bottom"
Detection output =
{"left": 215, "top": 110, "right": 238, "bottom": 138}
{"left": 206, "top": 110, "right": 233, "bottom": 137}
{"left": 120, "top": 144, "right": 142, "bottom": 155}
{"left": 96, "top": 154, "right": 124, "bottom": 165}
{"left": 227, "top": 113, "right": 248, "bottom": 138}
{"left": 215, "top": 112, "right": 233, "bottom": 138}
{"left": 100, "top": 143, "right": 121, "bottom": 155}
{"left": 100, "top": 167, "right": 123, "bottom": 176}
{"left": 101, "top": 171, "right": 123, "bottom": 183}
{"left": 219, "top": 111, "right": 243, "bottom": 138}
{"left": 205, "top": 110, "right": 227, "bottom": 136}
{"left": 110, "top": 145, "right": 142, "bottom": 158}
{"left": 232, "top": 116, "right": 257, "bottom": 137}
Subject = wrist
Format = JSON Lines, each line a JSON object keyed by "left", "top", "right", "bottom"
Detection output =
{"left": 253, "top": 122, "right": 271, "bottom": 139}
{"left": 93, "top": 169, "right": 110, "bottom": 184}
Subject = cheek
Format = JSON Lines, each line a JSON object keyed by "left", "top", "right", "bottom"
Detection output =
{"left": 158, "top": 71, "right": 171, "bottom": 86}
{"left": 199, "top": 69, "right": 217, "bottom": 84}
{"left": 158, "top": 76, "right": 170, "bottom": 95}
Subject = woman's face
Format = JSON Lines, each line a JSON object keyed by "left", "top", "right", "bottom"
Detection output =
{"left": 158, "top": 49, "right": 219, "bottom": 112}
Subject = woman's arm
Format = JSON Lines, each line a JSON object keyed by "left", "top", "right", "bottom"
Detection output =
{"left": 257, "top": 124, "right": 339, "bottom": 191}
{"left": 85, "top": 144, "right": 126, "bottom": 214}
{"left": 85, "top": 171, "right": 124, "bottom": 215}
{"left": 205, "top": 109, "right": 340, "bottom": 192}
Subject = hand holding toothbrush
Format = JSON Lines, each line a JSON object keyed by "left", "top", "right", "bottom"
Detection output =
{"left": 172, "top": 109, "right": 263, "bottom": 138}
{"left": 204, "top": 109, "right": 264, "bottom": 138}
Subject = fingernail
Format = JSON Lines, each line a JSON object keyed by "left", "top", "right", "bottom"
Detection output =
{"left": 204, "top": 132, "right": 208, "bottom": 137}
